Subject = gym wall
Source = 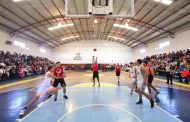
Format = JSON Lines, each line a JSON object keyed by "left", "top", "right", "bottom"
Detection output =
{"left": 133, "top": 30, "right": 190, "bottom": 60}
{"left": 0, "top": 30, "right": 53, "bottom": 59}
{"left": 52, "top": 40, "right": 133, "bottom": 64}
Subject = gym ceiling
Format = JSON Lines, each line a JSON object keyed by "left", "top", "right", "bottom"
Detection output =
{"left": 0, "top": 0, "right": 189, "bottom": 48}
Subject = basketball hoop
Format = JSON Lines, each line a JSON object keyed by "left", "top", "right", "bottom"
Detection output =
{"left": 92, "top": 16, "right": 107, "bottom": 40}
{"left": 93, "top": 16, "right": 106, "bottom": 24}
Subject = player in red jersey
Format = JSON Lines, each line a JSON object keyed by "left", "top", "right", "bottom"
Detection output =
{"left": 92, "top": 57, "right": 100, "bottom": 87}
{"left": 115, "top": 63, "right": 121, "bottom": 86}
{"left": 53, "top": 62, "right": 68, "bottom": 99}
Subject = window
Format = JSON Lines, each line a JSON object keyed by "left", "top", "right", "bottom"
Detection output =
{"left": 140, "top": 48, "right": 146, "bottom": 54}
{"left": 14, "top": 41, "right": 29, "bottom": 49}
{"left": 40, "top": 48, "right": 46, "bottom": 53}
{"left": 155, "top": 41, "right": 170, "bottom": 50}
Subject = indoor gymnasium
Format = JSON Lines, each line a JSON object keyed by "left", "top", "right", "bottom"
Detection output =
{"left": 0, "top": 0, "right": 190, "bottom": 122}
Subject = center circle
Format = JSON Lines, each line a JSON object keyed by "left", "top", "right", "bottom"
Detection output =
{"left": 58, "top": 104, "right": 142, "bottom": 122}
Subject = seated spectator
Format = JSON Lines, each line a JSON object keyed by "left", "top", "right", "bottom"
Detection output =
{"left": 181, "top": 68, "right": 190, "bottom": 83}
{"left": 143, "top": 49, "right": 190, "bottom": 83}
{"left": 0, "top": 50, "right": 53, "bottom": 81}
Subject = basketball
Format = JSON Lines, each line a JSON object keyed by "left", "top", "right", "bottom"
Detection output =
{"left": 93, "top": 48, "right": 97, "bottom": 52}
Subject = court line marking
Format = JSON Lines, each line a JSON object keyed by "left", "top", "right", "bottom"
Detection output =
{"left": 18, "top": 93, "right": 55, "bottom": 122}
{"left": 158, "top": 85, "right": 190, "bottom": 91}
{"left": 18, "top": 86, "right": 183, "bottom": 122}
{"left": 155, "top": 106, "right": 183, "bottom": 122}
{"left": 122, "top": 86, "right": 184, "bottom": 122}
{"left": 155, "top": 78, "right": 190, "bottom": 88}
{"left": 72, "top": 82, "right": 117, "bottom": 87}
{"left": 0, "top": 77, "right": 43, "bottom": 89}
{"left": 57, "top": 104, "right": 142, "bottom": 122}
{"left": 0, "top": 87, "right": 34, "bottom": 93}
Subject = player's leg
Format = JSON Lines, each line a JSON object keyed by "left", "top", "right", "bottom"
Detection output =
{"left": 93, "top": 72, "right": 96, "bottom": 86}
{"left": 150, "top": 83, "right": 159, "bottom": 95}
{"left": 93, "top": 77, "right": 96, "bottom": 86}
{"left": 116, "top": 71, "right": 120, "bottom": 86}
{"left": 147, "top": 83, "right": 152, "bottom": 95}
{"left": 131, "top": 81, "right": 136, "bottom": 95}
{"left": 136, "top": 89, "right": 143, "bottom": 104}
{"left": 141, "top": 84, "right": 154, "bottom": 108}
{"left": 47, "top": 86, "right": 58, "bottom": 101}
{"left": 149, "top": 75, "right": 159, "bottom": 95}
{"left": 141, "top": 90, "right": 154, "bottom": 108}
{"left": 97, "top": 72, "right": 100, "bottom": 87}
{"left": 97, "top": 77, "right": 100, "bottom": 87}
{"left": 60, "top": 79, "right": 68, "bottom": 99}
{"left": 118, "top": 76, "right": 120, "bottom": 86}
{"left": 62, "top": 86, "right": 68, "bottom": 99}
{"left": 19, "top": 95, "right": 40, "bottom": 117}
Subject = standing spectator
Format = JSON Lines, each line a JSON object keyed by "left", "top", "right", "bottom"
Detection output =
{"left": 165, "top": 62, "right": 173, "bottom": 84}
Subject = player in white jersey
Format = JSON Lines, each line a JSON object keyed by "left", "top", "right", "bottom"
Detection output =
{"left": 19, "top": 66, "right": 58, "bottom": 117}
{"left": 135, "top": 59, "right": 154, "bottom": 108}
{"left": 129, "top": 62, "right": 137, "bottom": 95}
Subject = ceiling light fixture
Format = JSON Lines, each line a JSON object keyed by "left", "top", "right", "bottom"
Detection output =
{"left": 153, "top": 0, "right": 173, "bottom": 5}
{"left": 140, "top": 48, "right": 146, "bottom": 54}
{"left": 48, "top": 23, "right": 74, "bottom": 31}
{"left": 13, "top": 0, "right": 23, "bottom": 2}
{"left": 108, "top": 36, "right": 125, "bottom": 41}
{"left": 113, "top": 23, "right": 138, "bottom": 31}
{"left": 61, "top": 36, "right": 79, "bottom": 41}
{"left": 40, "top": 48, "right": 47, "bottom": 53}
{"left": 155, "top": 41, "right": 170, "bottom": 50}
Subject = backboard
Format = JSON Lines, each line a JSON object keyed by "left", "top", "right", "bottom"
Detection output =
{"left": 65, "top": 0, "right": 135, "bottom": 18}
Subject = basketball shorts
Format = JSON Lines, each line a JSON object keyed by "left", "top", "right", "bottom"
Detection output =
{"left": 53, "top": 78, "right": 66, "bottom": 87}
{"left": 93, "top": 71, "right": 99, "bottom": 78}
{"left": 116, "top": 71, "right": 121, "bottom": 76}
{"left": 148, "top": 75, "right": 154, "bottom": 85}
{"left": 137, "top": 80, "right": 146, "bottom": 91}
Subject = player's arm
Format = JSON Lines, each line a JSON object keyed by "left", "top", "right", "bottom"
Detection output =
{"left": 128, "top": 71, "right": 131, "bottom": 78}
{"left": 95, "top": 57, "right": 98, "bottom": 64}
{"left": 141, "top": 66, "right": 148, "bottom": 84}
{"left": 47, "top": 72, "right": 58, "bottom": 79}
{"left": 62, "top": 67, "right": 67, "bottom": 78}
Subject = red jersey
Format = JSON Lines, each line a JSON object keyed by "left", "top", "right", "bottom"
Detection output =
{"left": 146, "top": 66, "right": 154, "bottom": 75}
{"left": 115, "top": 66, "right": 121, "bottom": 72}
{"left": 54, "top": 66, "right": 64, "bottom": 77}
{"left": 93, "top": 64, "right": 98, "bottom": 72}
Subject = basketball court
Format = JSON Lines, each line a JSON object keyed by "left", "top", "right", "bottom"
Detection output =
{"left": 0, "top": 0, "right": 190, "bottom": 122}
{"left": 19, "top": 86, "right": 182, "bottom": 122}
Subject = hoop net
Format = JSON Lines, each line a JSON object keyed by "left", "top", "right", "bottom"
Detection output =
{"left": 92, "top": 16, "right": 107, "bottom": 40}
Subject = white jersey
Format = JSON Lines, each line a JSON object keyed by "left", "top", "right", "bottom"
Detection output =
{"left": 137, "top": 66, "right": 143, "bottom": 80}
{"left": 129, "top": 67, "right": 136, "bottom": 81}
{"left": 136, "top": 66, "right": 143, "bottom": 86}
{"left": 136, "top": 65, "right": 146, "bottom": 90}
{"left": 37, "top": 71, "right": 53, "bottom": 95}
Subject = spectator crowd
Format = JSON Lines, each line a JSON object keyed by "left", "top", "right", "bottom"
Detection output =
{"left": 1, "top": 49, "right": 190, "bottom": 83}
{"left": 144, "top": 49, "right": 190, "bottom": 83}
{"left": 0, "top": 50, "right": 53, "bottom": 81}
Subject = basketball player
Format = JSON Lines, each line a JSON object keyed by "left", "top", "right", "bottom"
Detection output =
{"left": 143, "top": 60, "right": 159, "bottom": 96}
{"left": 53, "top": 62, "right": 68, "bottom": 99}
{"left": 92, "top": 57, "right": 100, "bottom": 87}
{"left": 91, "top": 56, "right": 95, "bottom": 82}
{"left": 129, "top": 62, "right": 137, "bottom": 95}
{"left": 19, "top": 66, "right": 58, "bottom": 117}
{"left": 115, "top": 63, "right": 121, "bottom": 86}
{"left": 135, "top": 59, "right": 154, "bottom": 108}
